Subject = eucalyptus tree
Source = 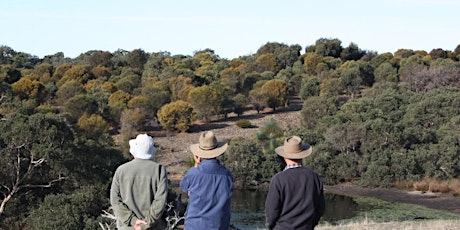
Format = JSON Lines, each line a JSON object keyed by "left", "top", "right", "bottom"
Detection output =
{"left": 340, "top": 42, "right": 365, "bottom": 61}
{"left": 261, "top": 79, "right": 288, "bottom": 112}
{"left": 313, "top": 38, "right": 343, "bottom": 58}
{"left": 0, "top": 64, "right": 21, "bottom": 84}
{"left": 125, "top": 48, "right": 148, "bottom": 71}
{"left": 299, "top": 76, "right": 320, "bottom": 100}
{"left": 0, "top": 112, "right": 74, "bottom": 216}
{"left": 187, "top": 85, "right": 221, "bottom": 122}
{"left": 157, "top": 100, "right": 196, "bottom": 132}
{"left": 374, "top": 62, "right": 398, "bottom": 82}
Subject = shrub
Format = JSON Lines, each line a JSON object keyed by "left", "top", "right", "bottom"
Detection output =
{"left": 235, "top": 119, "right": 252, "bottom": 128}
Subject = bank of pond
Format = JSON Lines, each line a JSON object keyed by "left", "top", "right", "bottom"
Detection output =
{"left": 228, "top": 189, "right": 460, "bottom": 230}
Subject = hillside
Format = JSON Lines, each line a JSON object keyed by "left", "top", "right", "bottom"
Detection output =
{"left": 150, "top": 98, "right": 460, "bottom": 216}
{"left": 153, "top": 96, "right": 303, "bottom": 182}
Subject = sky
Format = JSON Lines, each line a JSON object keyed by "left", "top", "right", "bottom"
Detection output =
{"left": 1, "top": 0, "right": 459, "bottom": 59}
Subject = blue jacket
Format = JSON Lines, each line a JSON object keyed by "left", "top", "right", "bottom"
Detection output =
{"left": 180, "top": 159, "right": 233, "bottom": 230}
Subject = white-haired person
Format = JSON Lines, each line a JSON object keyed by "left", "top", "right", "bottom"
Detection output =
{"left": 180, "top": 131, "right": 234, "bottom": 230}
{"left": 110, "top": 134, "right": 168, "bottom": 230}
{"left": 265, "top": 136, "right": 325, "bottom": 230}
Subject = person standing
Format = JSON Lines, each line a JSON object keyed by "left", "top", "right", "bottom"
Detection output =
{"left": 110, "top": 133, "right": 168, "bottom": 230}
{"left": 180, "top": 131, "right": 234, "bottom": 230}
{"left": 265, "top": 136, "right": 325, "bottom": 230}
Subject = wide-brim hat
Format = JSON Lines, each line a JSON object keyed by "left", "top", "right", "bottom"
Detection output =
{"left": 275, "top": 136, "right": 312, "bottom": 159}
{"left": 189, "top": 131, "right": 228, "bottom": 158}
{"left": 129, "top": 134, "right": 156, "bottom": 160}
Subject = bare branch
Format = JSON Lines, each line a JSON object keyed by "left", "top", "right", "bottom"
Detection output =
{"left": 101, "top": 209, "right": 116, "bottom": 220}
{"left": 19, "top": 175, "right": 66, "bottom": 190}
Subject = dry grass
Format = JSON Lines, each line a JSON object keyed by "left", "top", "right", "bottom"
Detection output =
{"left": 395, "top": 178, "right": 460, "bottom": 197}
{"left": 316, "top": 218, "right": 460, "bottom": 230}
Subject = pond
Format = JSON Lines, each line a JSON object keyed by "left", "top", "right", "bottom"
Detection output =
{"left": 230, "top": 189, "right": 369, "bottom": 230}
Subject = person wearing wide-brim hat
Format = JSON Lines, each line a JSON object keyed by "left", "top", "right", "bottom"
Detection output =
{"left": 265, "top": 136, "right": 325, "bottom": 230}
{"left": 180, "top": 131, "right": 233, "bottom": 230}
{"left": 110, "top": 134, "right": 168, "bottom": 230}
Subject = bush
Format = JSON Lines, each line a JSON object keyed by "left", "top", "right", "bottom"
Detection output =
{"left": 235, "top": 119, "right": 252, "bottom": 128}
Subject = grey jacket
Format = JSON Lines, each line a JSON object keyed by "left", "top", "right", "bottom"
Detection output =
{"left": 110, "top": 159, "right": 168, "bottom": 230}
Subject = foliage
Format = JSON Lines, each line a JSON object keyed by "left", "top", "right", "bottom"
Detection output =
{"left": 25, "top": 186, "right": 108, "bottom": 230}
{"left": 235, "top": 119, "right": 252, "bottom": 128}
{"left": 221, "top": 137, "right": 266, "bottom": 187}
{"left": 299, "top": 76, "right": 320, "bottom": 100}
{"left": 256, "top": 117, "right": 285, "bottom": 154}
{"left": 261, "top": 79, "right": 288, "bottom": 111}
{"left": 0, "top": 112, "right": 74, "bottom": 216}
{"left": 157, "top": 100, "right": 196, "bottom": 132}
{"left": 11, "top": 77, "right": 47, "bottom": 103}
{"left": 187, "top": 85, "right": 221, "bottom": 122}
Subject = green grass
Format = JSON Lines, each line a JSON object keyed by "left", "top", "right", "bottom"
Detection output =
{"left": 320, "top": 195, "right": 460, "bottom": 227}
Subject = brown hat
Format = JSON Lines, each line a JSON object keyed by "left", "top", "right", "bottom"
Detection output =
{"left": 189, "top": 131, "right": 228, "bottom": 158}
{"left": 275, "top": 136, "right": 312, "bottom": 159}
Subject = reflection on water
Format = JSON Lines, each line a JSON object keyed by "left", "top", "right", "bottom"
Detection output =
{"left": 231, "top": 190, "right": 363, "bottom": 230}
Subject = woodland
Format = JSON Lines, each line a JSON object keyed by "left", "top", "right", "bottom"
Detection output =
{"left": 1, "top": 38, "right": 460, "bottom": 229}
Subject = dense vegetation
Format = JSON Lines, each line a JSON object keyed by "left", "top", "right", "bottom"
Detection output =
{"left": 1, "top": 38, "right": 460, "bottom": 229}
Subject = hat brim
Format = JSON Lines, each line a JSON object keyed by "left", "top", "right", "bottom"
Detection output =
{"left": 275, "top": 144, "right": 312, "bottom": 159}
{"left": 189, "top": 142, "right": 228, "bottom": 158}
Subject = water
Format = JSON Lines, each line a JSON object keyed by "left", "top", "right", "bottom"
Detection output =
{"left": 230, "top": 190, "right": 365, "bottom": 230}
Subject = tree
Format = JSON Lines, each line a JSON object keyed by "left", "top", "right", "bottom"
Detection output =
{"left": 319, "top": 77, "right": 341, "bottom": 96}
{"left": 339, "top": 66, "right": 362, "bottom": 98}
{"left": 300, "top": 96, "right": 339, "bottom": 130}
{"left": 314, "top": 38, "right": 343, "bottom": 58}
{"left": 374, "top": 62, "right": 398, "bottom": 82}
{"left": 56, "top": 80, "right": 86, "bottom": 105}
{"left": 232, "top": 93, "right": 248, "bottom": 116}
{"left": 429, "top": 48, "right": 448, "bottom": 60}
{"left": 0, "top": 64, "right": 21, "bottom": 84}
{"left": 340, "top": 42, "right": 365, "bottom": 61}
{"left": 89, "top": 51, "right": 113, "bottom": 68}
{"left": 11, "top": 78, "right": 47, "bottom": 103}
{"left": 26, "top": 186, "right": 108, "bottom": 230}
{"left": 261, "top": 79, "right": 288, "bottom": 111}
{"left": 169, "top": 75, "right": 193, "bottom": 101}
{"left": 126, "top": 48, "right": 148, "bottom": 71}
{"left": 56, "top": 65, "right": 93, "bottom": 87}
{"left": 248, "top": 89, "right": 267, "bottom": 114}
{"left": 141, "top": 78, "right": 171, "bottom": 114}
{"left": 187, "top": 85, "right": 221, "bottom": 122}
{"left": 91, "top": 66, "right": 111, "bottom": 80}
{"left": 108, "top": 90, "right": 132, "bottom": 124}
{"left": 299, "top": 76, "right": 320, "bottom": 100}
{"left": 221, "top": 137, "right": 265, "bottom": 187}
{"left": 303, "top": 52, "right": 323, "bottom": 76}
{"left": 256, "top": 53, "right": 279, "bottom": 73}
{"left": 157, "top": 100, "right": 196, "bottom": 132}
{"left": 63, "top": 94, "right": 99, "bottom": 125}
{"left": 119, "top": 108, "right": 147, "bottom": 157}
{"left": 30, "top": 63, "right": 54, "bottom": 84}
{"left": 0, "top": 112, "right": 73, "bottom": 215}
{"left": 76, "top": 113, "right": 109, "bottom": 144}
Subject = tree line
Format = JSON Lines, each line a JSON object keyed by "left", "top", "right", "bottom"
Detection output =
{"left": 1, "top": 38, "right": 460, "bottom": 229}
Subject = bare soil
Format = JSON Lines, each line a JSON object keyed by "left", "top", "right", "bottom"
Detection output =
{"left": 149, "top": 97, "right": 460, "bottom": 215}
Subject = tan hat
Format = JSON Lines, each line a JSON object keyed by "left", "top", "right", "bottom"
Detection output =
{"left": 189, "top": 131, "right": 228, "bottom": 158}
{"left": 129, "top": 134, "right": 156, "bottom": 160}
{"left": 275, "top": 136, "right": 312, "bottom": 159}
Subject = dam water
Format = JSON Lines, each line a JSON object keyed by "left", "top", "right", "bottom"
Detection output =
{"left": 230, "top": 189, "right": 365, "bottom": 229}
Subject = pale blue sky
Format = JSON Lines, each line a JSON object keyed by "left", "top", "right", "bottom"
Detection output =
{"left": 1, "top": 0, "right": 459, "bottom": 59}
